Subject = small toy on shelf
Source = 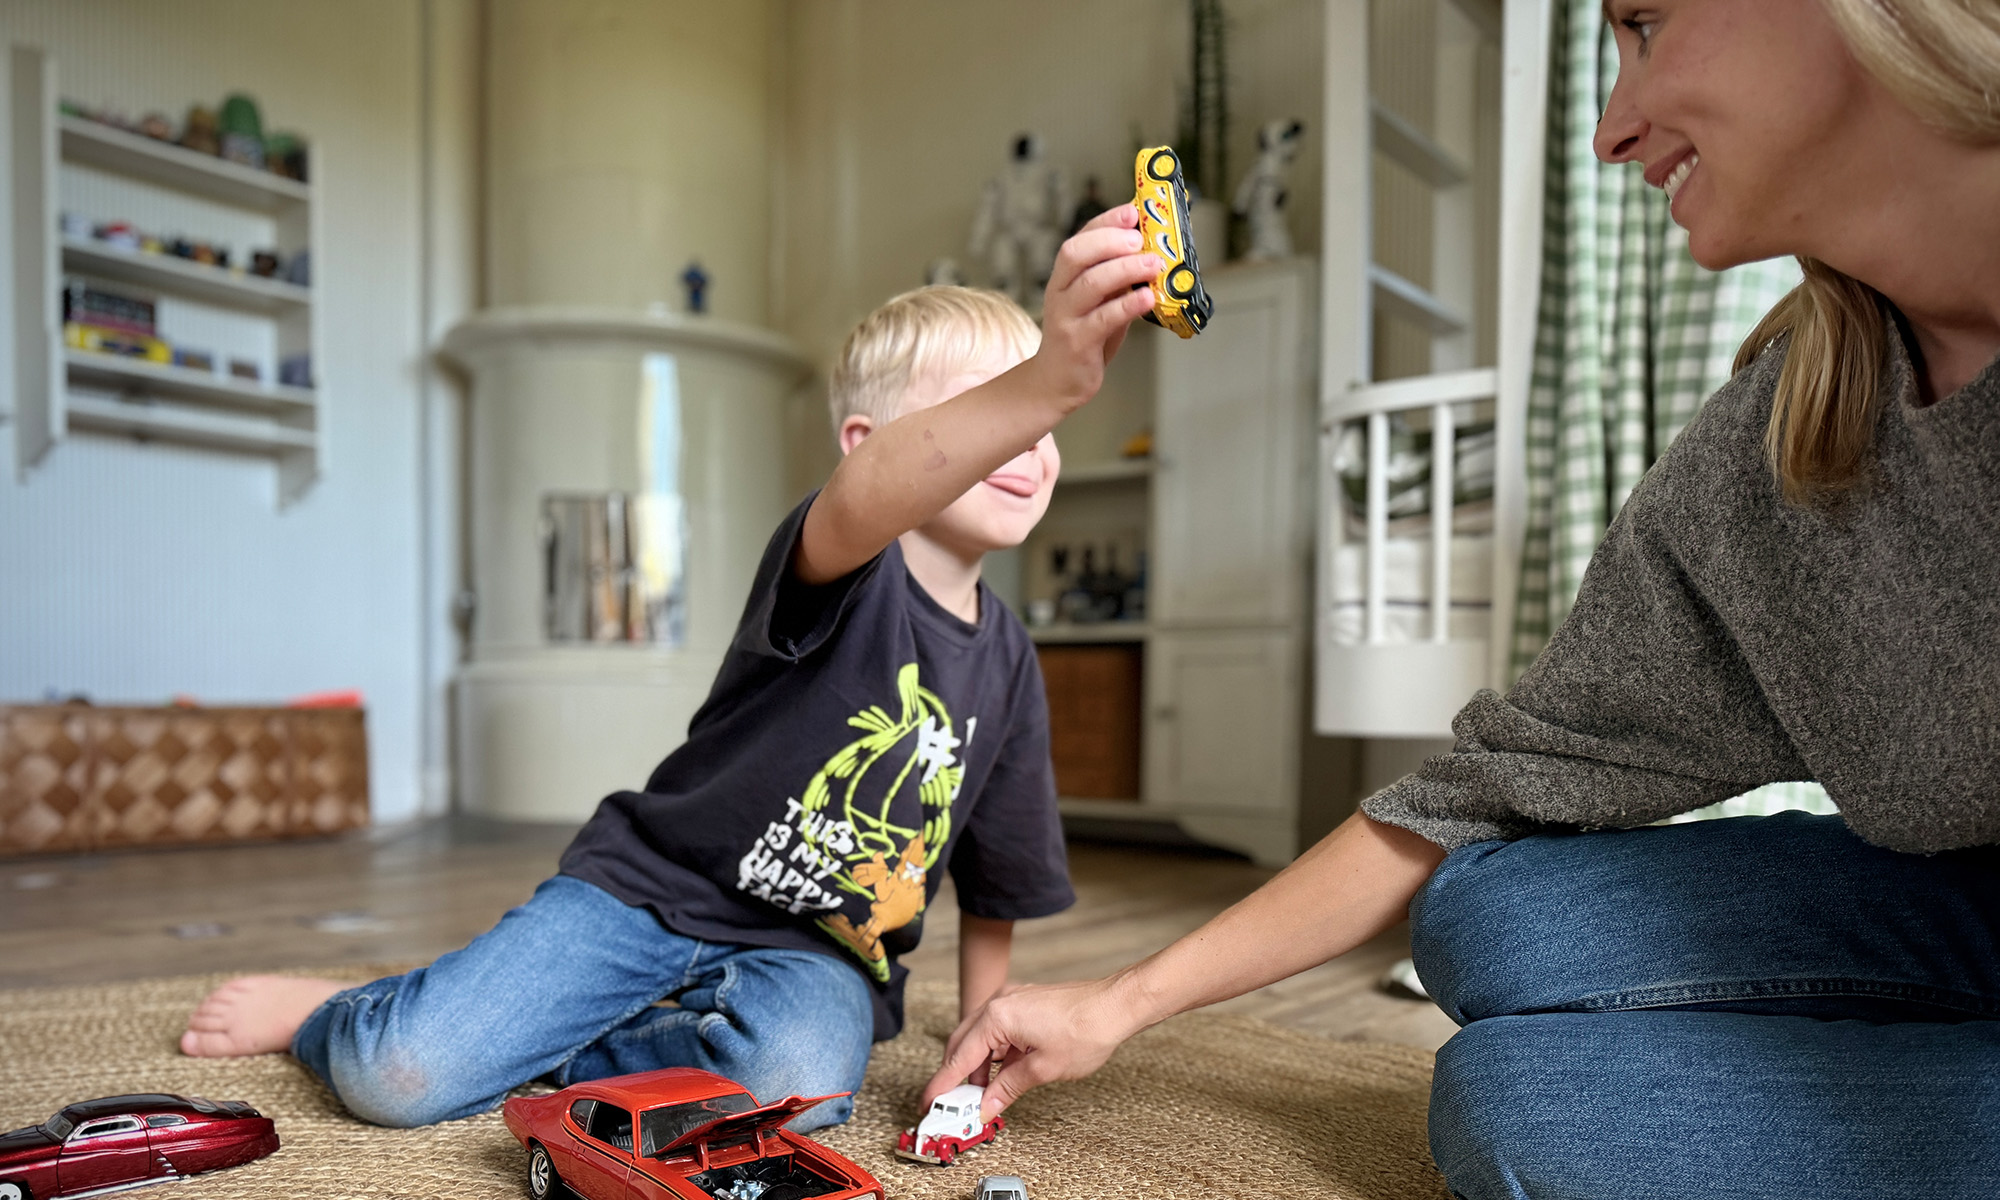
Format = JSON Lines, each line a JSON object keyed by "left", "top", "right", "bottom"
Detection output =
{"left": 896, "top": 1084, "right": 1004, "bottom": 1166}
{"left": 174, "top": 347, "right": 217, "bottom": 373}
{"left": 218, "top": 94, "right": 265, "bottom": 168}
{"left": 975, "top": 1175, "right": 1030, "bottom": 1200}
{"left": 264, "top": 131, "right": 308, "bottom": 182}
{"left": 137, "top": 111, "right": 175, "bottom": 142}
{"left": 228, "top": 359, "right": 262, "bottom": 383}
{"left": 94, "top": 221, "right": 140, "bottom": 251}
{"left": 0, "top": 1093, "right": 278, "bottom": 1199}
{"left": 681, "top": 260, "right": 710, "bottom": 314}
{"left": 180, "top": 105, "right": 220, "bottom": 156}
{"left": 284, "top": 250, "right": 311, "bottom": 288}
{"left": 59, "top": 211, "right": 91, "bottom": 240}
{"left": 502, "top": 1067, "right": 883, "bottom": 1200}
{"left": 250, "top": 250, "right": 282, "bottom": 278}
{"left": 1232, "top": 118, "right": 1304, "bottom": 262}
{"left": 279, "top": 353, "right": 312, "bottom": 389}
{"left": 1131, "top": 145, "right": 1214, "bottom": 338}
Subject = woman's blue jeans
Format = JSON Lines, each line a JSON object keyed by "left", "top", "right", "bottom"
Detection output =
{"left": 1412, "top": 812, "right": 2000, "bottom": 1200}
{"left": 290, "top": 875, "right": 872, "bottom": 1130}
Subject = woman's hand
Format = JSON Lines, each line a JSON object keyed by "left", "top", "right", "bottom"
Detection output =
{"left": 922, "top": 971, "right": 1155, "bottom": 1123}
{"left": 920, "top": 813, "right": 1448, "bottom": 1122}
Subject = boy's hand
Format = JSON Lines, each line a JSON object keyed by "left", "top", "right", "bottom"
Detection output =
{"left": 1028, "top": 205, "right": 1163, "bottom": 411}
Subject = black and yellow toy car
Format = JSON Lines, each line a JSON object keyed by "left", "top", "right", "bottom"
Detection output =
{"left": 1132, "top": 145, "right": 1214, "bottom": 338}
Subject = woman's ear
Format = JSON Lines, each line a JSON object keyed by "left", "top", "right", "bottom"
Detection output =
{"left": 838, "top": 414, "right": 875, "bottom": 457}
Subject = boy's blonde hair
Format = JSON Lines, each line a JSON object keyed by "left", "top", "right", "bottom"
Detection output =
{"left": 828, "top": 286, "right": 1040, "bottom": 432}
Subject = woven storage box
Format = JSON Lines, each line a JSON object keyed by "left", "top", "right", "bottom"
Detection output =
{"left": 0, "top": 705, "right": 368, "bottom": 855}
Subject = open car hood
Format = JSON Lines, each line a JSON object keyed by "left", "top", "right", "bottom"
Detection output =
{"left": 657, "top": 1092, "right": 848, "bottom": 1157}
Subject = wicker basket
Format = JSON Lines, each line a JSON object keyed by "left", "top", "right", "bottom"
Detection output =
{"left": 0, "top": 705, "right": 369, "bottom": 856}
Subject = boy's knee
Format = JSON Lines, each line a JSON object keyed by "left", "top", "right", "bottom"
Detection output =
{"left": 324, "top": 1040, "right": 481, "bottom": 1128}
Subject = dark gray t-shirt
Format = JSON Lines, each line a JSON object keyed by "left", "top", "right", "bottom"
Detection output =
{"left": 1366, "top": 320, "right": 2000, "bottom": 854}
{"left": 562, "top": 495, "right": 1074, "bottom": 1039}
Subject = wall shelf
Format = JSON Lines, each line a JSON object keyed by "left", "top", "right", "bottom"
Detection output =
{"left": 66, "top": 395, "right": 315, "bottom": 455}
{"left": 11, "top": 46, "right": 322, "bottom": 503}
{"left": 58, "top": 115, "right": 309, "bottom": 211}
{"left": 65, "top": 350, "right": 315, "bottom": 415}
{"left": 1057, "top": 458, "right": 1153, "bottom": 487}
{"left": 62, "top": 237, "right": 310, "bottom": 314}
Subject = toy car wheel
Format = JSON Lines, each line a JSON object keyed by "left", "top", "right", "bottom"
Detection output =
{"left": 527, "top": 1144, "right": 563, "bottom": 1200}
{"left": 1145, "top": 149, "right": 1178, "bottom": 182}
{"left": 1166, "top": 265, "right": 1198, "bottom": 300}
{"left": 938, "top": 1141, "right": 958, "bottom": 1167}
{"left": 0, "top": 1180, "right": 28, "bottom": 1200}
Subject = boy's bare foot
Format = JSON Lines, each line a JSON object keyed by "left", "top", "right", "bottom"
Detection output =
{"left": 180, "top": 975, "right": 347, "bottom": 1058}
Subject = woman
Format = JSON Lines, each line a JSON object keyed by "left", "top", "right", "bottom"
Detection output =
{"left": 926, "top": 1, "right": 2000, "bottom": 1196}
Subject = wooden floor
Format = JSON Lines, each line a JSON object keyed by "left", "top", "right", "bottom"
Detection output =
{"left": 0, "top": 819, "right": 1456, "bottom": 1051}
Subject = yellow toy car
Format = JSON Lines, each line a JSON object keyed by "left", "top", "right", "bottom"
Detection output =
{"left": 1132, "top": 145, "right": 1214, "bottom": 338}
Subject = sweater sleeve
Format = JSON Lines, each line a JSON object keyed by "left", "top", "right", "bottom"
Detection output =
{"left": 1362, "top": 364, "right": 1813, "bottom": 850}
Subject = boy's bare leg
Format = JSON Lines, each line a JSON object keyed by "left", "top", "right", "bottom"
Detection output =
{"left": 180, "top": 975, "right": 348, "bottom": 1057}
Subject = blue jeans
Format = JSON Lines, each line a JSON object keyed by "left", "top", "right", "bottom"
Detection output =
{"left": 1412, "top": 813, "right": 2000, "bottom": 1200}
{"left": 291, "top": 875, "right": 872, "bottom": 1130}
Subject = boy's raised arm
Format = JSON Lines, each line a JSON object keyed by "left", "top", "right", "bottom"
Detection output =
{"left": 794, "top": 206, "right": 1163, "bottom": 586}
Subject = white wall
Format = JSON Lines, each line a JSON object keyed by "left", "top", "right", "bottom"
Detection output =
{"left": 0, "top": 0, "right": 435, "bottom": 822}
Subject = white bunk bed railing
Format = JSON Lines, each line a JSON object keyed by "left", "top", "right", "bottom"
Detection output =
{"left": 1332, "top": 366, "right": 1497, "bottom": 646}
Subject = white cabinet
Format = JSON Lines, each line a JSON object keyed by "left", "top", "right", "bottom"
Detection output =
{"left": 1148, "top": 258, "right": 1317, "bottom": 864}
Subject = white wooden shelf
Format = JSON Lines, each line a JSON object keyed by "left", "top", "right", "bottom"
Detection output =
{"left": 65, "top": 350, "right": 315, "bottom": 414}
{"left": 66, "top": 396, "right": 314, "bottom": 455}
{"left": 1371, "top": 100, "right": 1468, "bottom": 188}
{"left": 1029, "top": 621, "right": 1150, "bottom": 645}
{"left": 1370, "top": 263, "right": 1468, "bottom": 335}
{"left": 62, "top": 237, "right": 310, "bottom": 313}
{"left": 1057, "top": 458, "right": 1153, "bottom": 486}
{"left": 58, "top": 115, "right": 309, "bottom": 210}
{"left": 12, "top": 46, "right": 322, "bottom": 503}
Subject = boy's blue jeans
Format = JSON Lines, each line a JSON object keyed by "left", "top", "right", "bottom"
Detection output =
{"left": 291, "top": 875, "right": 872, "bottom": 1130}
{"left": 1413, "top": 813, "right": 2000, "bottom": 1200}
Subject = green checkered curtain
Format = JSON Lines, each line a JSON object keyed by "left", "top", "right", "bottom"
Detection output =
{"left": 1508, "top": 0, "right": 1831, "bottom": 820}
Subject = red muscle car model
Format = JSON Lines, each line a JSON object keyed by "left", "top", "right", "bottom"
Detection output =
{"left": 502, "top": 1068, "right": 882, "bottom": 1200}
{"left": 0, "top": 1093, "right": 278, "bottom": 1199}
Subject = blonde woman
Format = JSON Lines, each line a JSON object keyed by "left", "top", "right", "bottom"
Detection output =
{"left": 926, "top": 0, "right": 2000, "bottom": 1194}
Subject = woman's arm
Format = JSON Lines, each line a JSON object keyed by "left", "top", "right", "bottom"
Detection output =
{"left": 924, "top": 812, "right": 1445, "bottom": 1120}
{"left": 958, "top": 914, "right": 1015, "bottom": 1022}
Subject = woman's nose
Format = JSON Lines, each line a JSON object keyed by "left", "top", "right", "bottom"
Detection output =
{"left": 1593, "top": 76, "right": 1647, "bottom": 164}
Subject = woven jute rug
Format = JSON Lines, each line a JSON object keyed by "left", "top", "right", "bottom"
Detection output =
{"left": 0, "top": 967, "right": 1448, "bottom": 1199}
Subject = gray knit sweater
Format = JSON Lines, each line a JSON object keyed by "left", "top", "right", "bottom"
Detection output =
{"left": 1363, "top": 322, "right": 2000, "bottom": 854}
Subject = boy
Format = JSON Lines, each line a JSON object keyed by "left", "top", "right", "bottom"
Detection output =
{"left": 180, "top": 205, "right": 1164, "bottom": 1132}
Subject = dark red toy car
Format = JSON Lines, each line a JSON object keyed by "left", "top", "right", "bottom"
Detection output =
{"left": 502, "top": 1068, "right": 882, "bottom": 1200}
{"left": 0, "top": 1094, "right": 278, "bottom": 1199}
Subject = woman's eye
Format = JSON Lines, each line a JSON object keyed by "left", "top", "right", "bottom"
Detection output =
{"left": 1621, "top": 16, "right": 1658, "bottom": 47}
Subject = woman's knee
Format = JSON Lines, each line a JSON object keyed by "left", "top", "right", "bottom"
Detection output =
{"left": 1427, "top": 1016, "right": 1597, "bottom": 1200}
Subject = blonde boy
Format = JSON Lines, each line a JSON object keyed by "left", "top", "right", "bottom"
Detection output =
{"left": 180, "top": 207, "right": 1162, "bottom": 1132}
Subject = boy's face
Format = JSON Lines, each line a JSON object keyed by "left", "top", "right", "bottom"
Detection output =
{"left": 860, "top": 343, "right": 1061, "bottom": 558}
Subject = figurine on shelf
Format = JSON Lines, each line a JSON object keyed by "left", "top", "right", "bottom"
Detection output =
{"left": 228, "top": 359, "right": 261, "bottom": 383}
{"left": 218, "top": 94, "right": 265, "bottom": 168}
{"left": 94, "top": 221, "right": 140, "bottom": 251}
{"left": 264, "top": 131, "right": 307, "bottom": 182}
{"left": 279, "top": 353, "right": 312, "bottom": 389}
{"left": 968, "top": 132, "right": 1070, "bottom": 309}
{"left": 284, "top": 250, "right": 311, "bottom": 288}
{"left": 249, "top": 251, "right": 281, "bottom": 278}
{"left": 138, "top": 112, "right": 175, "bottom": 142}
{"left": 925, "top": 257, "right": 968, "bottom": 286}
{"left": 1232, "top": 118, "right": 1305, "bottom": 262}
{"left": 680, "top": 260, "right": 710, "bottom": 314}
{"left": 180, "top": 105, "right": 220, "bottom": 156}
{"left": 1066, "top": 175, "right": 1106, "bottom": 239}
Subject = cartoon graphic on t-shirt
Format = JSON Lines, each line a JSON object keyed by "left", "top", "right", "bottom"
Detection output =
{"left": 733, "top": 663, "right": 976, "bottom": 980}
